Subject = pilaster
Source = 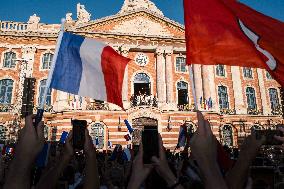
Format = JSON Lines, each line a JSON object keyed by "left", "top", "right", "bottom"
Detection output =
{"left": 231, "top": 66, "right": 246, "bottom": 114}
{"left": 257, "top": 68, "right": 270, "bottom": 115}
{"left": 156, "top": 47, "right": 166, "bottom": 106}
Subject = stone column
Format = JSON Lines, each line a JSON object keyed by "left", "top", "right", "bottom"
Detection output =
{"left": 156, "top": 47, "right": 166, "bottom": 105}
{"left": 121, "top": 46, "right": 130, "bottom": 108}
{"left": 165, "top": 47, "right": 174, "bottom": 104}
{"left": 193, "top": 64, "right": 203, "bottom": 110}
{"left": 14, "top": 46, "right": 36, "bottom": 113}
{"left": 257, "top": 68, "right": 270, "bottom": 115}
{"left": 202, "top": 65, "right": 217, "bottom": 111}
{"left": 231, "top": 66, "right": 246, "bottom": 114}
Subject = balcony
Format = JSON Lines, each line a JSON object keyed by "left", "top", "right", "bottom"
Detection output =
{"left": 86, "top": 101, "right": 110, "bottom": 111}
{"left": 177, "top": 104, "right": 195, "bottom": 111}
{"left": 220, "top": 108, "right": 236, "bottom": 115}
{"left": 247, "top": 108, "right": 263, "bottom": 115}
{"left": 130, "top": 95, "right": 158, "bottom": 108}
{"left": 0, "top": 104, "right": 14, "bottom": 112}
{"left": 271, "top": 106, "right": 283, "bottom": 115}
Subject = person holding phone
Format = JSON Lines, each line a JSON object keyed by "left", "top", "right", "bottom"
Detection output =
{"left": 36, "top": 121, "right": 100, "bottom": 189}
{"left": 128, "top": 133, "right": 184, "bottom": 189}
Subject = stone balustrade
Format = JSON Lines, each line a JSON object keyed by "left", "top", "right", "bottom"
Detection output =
{"left": 0, "top": 21, "right": 28, "bottom": 31}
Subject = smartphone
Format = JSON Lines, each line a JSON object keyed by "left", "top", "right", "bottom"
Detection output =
{"left": 255, "top": 129, "right": 283, "bottom": 145}
{"left": 142, "top": 126, "right": 159, "bottom": 164}
{"left": 133, "top": 145, "right": 140, "bottom": 157}
{"left": 71, "top": 119, "right": 87, "bottom": 151}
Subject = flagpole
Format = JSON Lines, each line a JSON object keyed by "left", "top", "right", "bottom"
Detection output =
{"left": 34, "top": 18, "right": 65, "bottom": 126}
{"left": 189, "top": 64, "right": 198, "bottom": 111}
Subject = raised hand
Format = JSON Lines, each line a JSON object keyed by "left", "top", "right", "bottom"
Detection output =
{"left": 189, "top": 111, "right": 227, "bottom": 189}
{"left": 4, "top": 114, "right": 45, "bottom": 189}
{"left": 151, "top": 134, "right": 183, "bottom": 188}
{"left": 127, "top": 144, "right": 153, "bottom": 189}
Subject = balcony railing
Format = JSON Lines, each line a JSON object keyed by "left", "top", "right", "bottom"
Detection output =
{"left": 0, "top": 21, "right": 28, "bottom": 31}
{"left": 247, "top": 108, "right": 263, "bottom": 115}
{"left": 130, "top": 95, "right": 158, "bottom": 108}
{"left": 177, "top": 104, "right": 195, "bottom": 111}
{"left": 86, "top": 101, "right": 109, "bottom": 111}
{"left": 0, "top": 104, "right": 14, "bottom": 112}
{"left": 271, "top": 106, "right": 283, "bottom": 115}
{"left": 220, "top": 108, "right": 236, "bottom": 115}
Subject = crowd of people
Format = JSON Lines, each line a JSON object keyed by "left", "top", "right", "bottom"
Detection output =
{"left": 0, "top": 112, "right": 284, "bottom": 189}
{"left": 130, "top": 93, "right": 158, "bottom": 107}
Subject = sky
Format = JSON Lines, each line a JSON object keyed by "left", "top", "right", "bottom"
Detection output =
{"left": 0, "top": 0, "right": 283, "bottom": 24}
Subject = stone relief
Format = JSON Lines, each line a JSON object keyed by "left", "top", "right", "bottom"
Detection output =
{"left": 27, "top": 14, "right": 40, "bottom": 30}
{"left": 112, "top": 17, "right": 172, "bottom": 36}
{"left": 119, "top": 0, "right": 164, "bottom": 16}
{"left": 77, "top": 3, "right": 91, "bottom": 23}
{"left": 66, "top": 13, "right": 73, "bottom": 23}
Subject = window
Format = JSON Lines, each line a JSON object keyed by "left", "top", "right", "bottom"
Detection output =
{"left": 218, "top": 86, "right": 229, "bottom": 109}
{"left": 222, "top": 125, "right": 233, "bottom": 146}
{"left": 246, "top": 87, "right": 257, "bottom": 110}
{"left": 177, "top": 81, "right": 188, "bottom": 105}
{"left": 0, "top": 125, "right": 6, "bottom": 142}
{"left": 90, "top": 123, "right": 104, "bottom": 149}
{"left": 38, "top": 79, "right": 52, "bottom": 106}
{"left": 216, "top": 65, "right": 225, "bottom": 76}
{"left": 0, "top": 79, "right": 13, "bottom": 104}
{"left": 176, "top": 57, "right": 187, "bottom": 72}
{"left": 3, "top": 52, "right": 16, "bottom": 68}
{"left": 243, "top": 67, "right": 253, "bottom": 78}
{"left": 266, "top": 72, "right": 273, "bottom": 80}
{"left": 42, "top": 53, "right": 53, "bottom": 69}
{"left": 269, "top": 88, "right": 280, "bottom": 112}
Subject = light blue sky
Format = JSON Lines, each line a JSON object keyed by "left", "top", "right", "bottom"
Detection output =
{"left": 0, "top": 0, "right": 283, "bottom": 24}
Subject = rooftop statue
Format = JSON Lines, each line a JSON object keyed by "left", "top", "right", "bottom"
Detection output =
{"left": 77, "top": 3, "right": 91, "bottom": 23}
{"left": 119, "top": 0, "right": 164, "bottom": 16}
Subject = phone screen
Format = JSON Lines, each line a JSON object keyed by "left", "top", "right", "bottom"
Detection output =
{"left": 72, "top": 119, "right": 87, "bottom": 151}
{"left": 59, "top": 131, "right": 69, "bottom": 144}
{"left": 142, "top": 126, "right": 159, "bottom": 164}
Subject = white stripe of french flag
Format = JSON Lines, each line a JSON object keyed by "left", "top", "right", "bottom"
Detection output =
{"left": 50, "top": 32, "right": 131, "bottom": 109}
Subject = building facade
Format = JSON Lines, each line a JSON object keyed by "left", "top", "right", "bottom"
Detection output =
{"left": 0, "top": 0, "right": 283, "bottom": 149}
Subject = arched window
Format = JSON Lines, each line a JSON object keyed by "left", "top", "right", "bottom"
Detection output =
{"left": 218, "top": 86, "right": 229, "bottom": 109}
{"left": 222, "top": 125, "right": 233, "bottom": 146}
{"left": 243, "top": 67, "right": 253, "bottom": 78}
{"left": 216, "top": 65, "right": 225, "bottom": 76}
{"left": 90, "top": 123, "right": 104, "bottom": 149}
{"left": 133, "top": 73, "right": 151, "bottom": 96}
{"left": 3, "top": 52, "right": 16, "bottom": 68}
{"left": 177, "top": 81, "right": 188, "bottom": 105}
{"left": 0, "top": 125, "right": 7, "bottom": 142}
{"left": 42, "top": 53, "right": 53, "bottom": 69}
{"left": 38, "top": 79, "right": 52, "bottom": 106}
{"left": 0, "top": 79, "right": 14, "bottom": 104}
{"left": 176, "top": 57, "right": 187, "bottom": 72}
{"left": 269, "top": 88, "right": 280, "bottom": 113}
{"left": 246, "top": 87, "right": 257, "bottom": 110}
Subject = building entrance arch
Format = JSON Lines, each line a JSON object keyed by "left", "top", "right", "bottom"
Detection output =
{"left": 132, "top": 117, "right": 158, "bottom": 145}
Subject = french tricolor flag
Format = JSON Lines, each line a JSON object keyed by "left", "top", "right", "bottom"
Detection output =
{"left": 50, "top": 32, "right": 130, "bottom": 108}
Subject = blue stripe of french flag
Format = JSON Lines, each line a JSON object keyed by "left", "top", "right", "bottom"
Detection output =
{"left": 50, "top": 32, "right": 130, "bottom": 108}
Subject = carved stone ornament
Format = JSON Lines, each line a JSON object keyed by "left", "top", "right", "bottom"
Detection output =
{"left": 77, "top": 3, "right": 91, "bottom": 23}
{"left": 27, "top": 14, "right": 40, "bottom": 24}
{"left": 66, "top": 13, "right": 73, "bottom": 22}
{"left": 119, "top": 0, "right": 164, "bottom": 16}
{"left": 112, "top": 17, "right": 172, "bottom": 36}
{"left": 135, "top": 53, "right": 149, "bottom": 67}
